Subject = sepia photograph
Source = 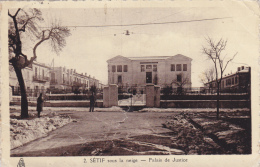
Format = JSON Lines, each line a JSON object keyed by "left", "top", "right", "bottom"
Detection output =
{"left": 1, "top": 1, "right": 259, "bottom": 166}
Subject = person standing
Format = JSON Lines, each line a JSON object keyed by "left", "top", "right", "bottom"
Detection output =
{"left": 89, "top": 92, "right": 95, "bottom": 112}
{"left": 37, "top": 93, "right": 44, "bottom": 118}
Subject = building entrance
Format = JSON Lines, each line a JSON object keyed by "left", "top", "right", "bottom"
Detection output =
{"left": 146, "top": 72, "right": 152, "bottom": 83}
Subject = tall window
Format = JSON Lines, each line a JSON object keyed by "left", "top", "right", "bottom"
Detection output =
{"left": 235, "top": 76, "right": 238, "bottom": 84}
{"left": 63, "top": 74, "right": 65, "bottom": 83}
{"left": 146, "top": 65, "right": 152, "bottom": 69}
{"left": 183, "top": 64, "right": 187, "bottom": 71}
{"left": 141, "top": 65, "right": 145, "bottom": 72}
{"left": 124, "top": 65, "right": 128, "bottom": 72}
{"left": 232, "top": 78, "right": 234, "bottom": 85}
{"left": 35, "top": 67, "right": 37, "bottom": 77}
{"left": 42, "top": 69, "right": 44, "bottom": 77}
{"left": 112, "top": 65, "right": 116, "bottom": 72}
{"left": 176, "top": 64, "right": 182, "bottom": 71}
{"left": 118, "top": 75, "right": 122, "bottom": 84}
{"left": 153, "top": 65, "right": 157, "bottom": 72}
{"left": 117, "top": 65, "right": 122, "bottom": 72}
{"left": 177, "top": 74, "right": 182, "bottom": 82}
{"left": 171, "top": 64, "right": 175, "bottom": 71}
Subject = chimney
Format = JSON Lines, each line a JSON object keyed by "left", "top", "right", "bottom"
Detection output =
{"left": 241, "top": 66, "right": 244, "bottom": 70}
{"left": 238, "top": 67, "right": 241, "bottom": 71}
{"left": 85, "top": 73, "right": 87, "bottom": 76}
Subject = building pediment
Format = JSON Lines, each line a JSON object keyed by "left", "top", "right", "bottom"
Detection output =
{"left": 107, "top": 55, "right": 131, "bottom": 63}
{"left": 167, "top": 54, "right": 192, "bottom": 61}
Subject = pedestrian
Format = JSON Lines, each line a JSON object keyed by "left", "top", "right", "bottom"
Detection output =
{"left": 37, "top": 93, "right": 44, "bottom": 118}
{"left": 89, "top": 92, "right": 95, "bottom": 112}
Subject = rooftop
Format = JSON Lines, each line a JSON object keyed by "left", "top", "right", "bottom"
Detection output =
{"left": 127, "top": 56, "right": 172, "bottom": 60}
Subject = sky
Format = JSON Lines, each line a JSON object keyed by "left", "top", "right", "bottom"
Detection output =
{"left": 17, "top": 1, "right": 259, "bottom": 87}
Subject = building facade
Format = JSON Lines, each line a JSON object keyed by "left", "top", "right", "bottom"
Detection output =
{"left": 50, "top": 66, "right": 100, "bottom": 93}
{"left": 204, "top": 66, "right": 250, "bottom": 93}
{"left": 10, "top": 61, "right": 51, "bottom": 96}
{"left": 107, "top": 55, "right": 192, "bottom": 88}
{"left": 10, "top": 62, "right": 102, "bottom": 96}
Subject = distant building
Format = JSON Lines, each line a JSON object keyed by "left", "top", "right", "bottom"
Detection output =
{"left": 10, "top": 62, "right": 101, "bottom": 96}
{"left": 107, "top": 54, "right": 192, "bottom": 88}
{"left": 9, "top": 61, "right": 51, "bottom": 96}
{"left": 50, "top": 66, "right": 99, "bottom": 92}
{"left": 204, "top": 66, "right": 250, "bottom": 93}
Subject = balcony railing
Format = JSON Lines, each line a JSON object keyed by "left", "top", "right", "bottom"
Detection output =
{"left": 33, "top": 75, "right": 49, "bottom": 82}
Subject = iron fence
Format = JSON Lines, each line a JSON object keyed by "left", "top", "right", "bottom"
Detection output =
{"left": 10, "top": 86, "right": 103, "bottom": 102}
{"left": 161, "top": 86, "right": 249, "bottom": 95}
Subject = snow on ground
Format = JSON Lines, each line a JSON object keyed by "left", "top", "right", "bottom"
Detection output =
{"left": 10, "top": 112, "right": 73, "bottom": 149}
{"left": 10, "top": 106, "right": 125, "bottom": 112}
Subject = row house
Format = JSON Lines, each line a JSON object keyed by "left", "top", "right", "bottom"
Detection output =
{"left": 9, "top": 61, "right": 51, "bottom": 96}
{"left": 50, "top": 66, "right": 100, "bottom": 92}
{"left": 204, "top": 66, "right": 250, "bottom": 93}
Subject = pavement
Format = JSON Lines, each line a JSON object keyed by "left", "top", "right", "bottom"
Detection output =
{"left": 11, "top": 110, "right": 173, "bottom": 156}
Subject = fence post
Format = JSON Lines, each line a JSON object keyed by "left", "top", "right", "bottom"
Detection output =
{"left": 103, "top": 86, "right": 109, "bottom": 107}
{"left": 146, "top": 84, "right": 155, "bottom": 107}
{"left": 154, "top": 86, "right": 161, "bottom": 108}
{"left": 109, "top": 84, "right": 118, "bottom": 107}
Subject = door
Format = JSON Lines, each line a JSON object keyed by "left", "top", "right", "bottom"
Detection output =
{"left": 146, "top": 72, "right": 152, "bottom": 83}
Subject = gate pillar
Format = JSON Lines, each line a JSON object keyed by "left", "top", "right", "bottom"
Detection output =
{"left": 146, "top": 84, "right": 155, "bottom": 107}
{"left": 146, "top": 84, "right": 161, "bottom": 108}
{"left": 103, "top": 86, "right": 109, "bottom": 107}
{"left": 154, "top": 86, "right": 161, "bottom": 108}
{"left": 109, "top": 84, "right": 118, "bottom": 107}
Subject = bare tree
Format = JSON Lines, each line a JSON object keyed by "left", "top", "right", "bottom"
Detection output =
{"left": 9, "top": 8, "right": 70, "bottom": 118}
{"left": 200, "top": 67, "right": 216, "bottom": 93}
{"left": 171, "top": 73, "right": 190, "bottom": 95}
{"left": 202, "top": 37, "right": 237, "bottom": 119}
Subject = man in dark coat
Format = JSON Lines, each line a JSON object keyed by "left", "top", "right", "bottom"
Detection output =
{"left": 89, "top": 92, "right": 95, "bottom": 112}
{"left": 37, "top": 93, "right": 44, "bottom": 118}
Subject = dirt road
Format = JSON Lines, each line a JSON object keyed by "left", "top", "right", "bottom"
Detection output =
{"left": 11, "top": 111, "right": 175, "bottom": 156}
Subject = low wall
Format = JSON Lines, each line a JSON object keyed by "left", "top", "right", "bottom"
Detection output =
{"left": 161, "top": 94, "right": 249, "bottom": 100}
{"left": 160, "top": 100, "right": 250, "bottom": 108}
{"left": 10, "top": 100, "right": 103, "bottom": 108}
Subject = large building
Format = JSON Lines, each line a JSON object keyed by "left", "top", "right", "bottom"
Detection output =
{"left": 204, "top": 66, "right": 250, "bottom": 93}
{"left": 107, "top": 54, "right": 192, "bottom": 88}
{"left": 10, "top": 61, "right": 51, "bottom": 96}
{"left": 50, "top": 66, "right": 101, "bottom": 92}
{"left": 10, "top": 62, "right": 102, "bottom": 96}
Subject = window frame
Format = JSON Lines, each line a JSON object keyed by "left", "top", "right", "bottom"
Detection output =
{"left": 171, "top": 64, "right": 175, "bottom": 71}
{"left": 153, "top": 65, "right": 157, "bottom": 72}
{"left": 123, "top": 65, "right": 128, "bottom": 72}
{"left": 176, "top": 64, "right": 182, "bottom": 71}
{"left": 177, "top": 74, "right": 182, "bottom": 82}
{"left": 183, "top": 64, "right": 187, "bottom": 71}
{"left": 141, "top": 65, "right": 145, "bottom": 72}
{"left": 117, "top": 65, "right": 122, "bottom": 72}
{"left": 112, "top": 65, "right": 116, "bottom": 72}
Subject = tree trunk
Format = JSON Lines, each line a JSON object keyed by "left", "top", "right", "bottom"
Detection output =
{"left": 216, "top": 82, "right": 220, "bottom": 119}
{"left": 12, "top": 60, "right": 29, "bottom": 118}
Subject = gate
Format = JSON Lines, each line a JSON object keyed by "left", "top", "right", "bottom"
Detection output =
{"left": 118, "top": 85, "right": 146, "bottom": 107}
